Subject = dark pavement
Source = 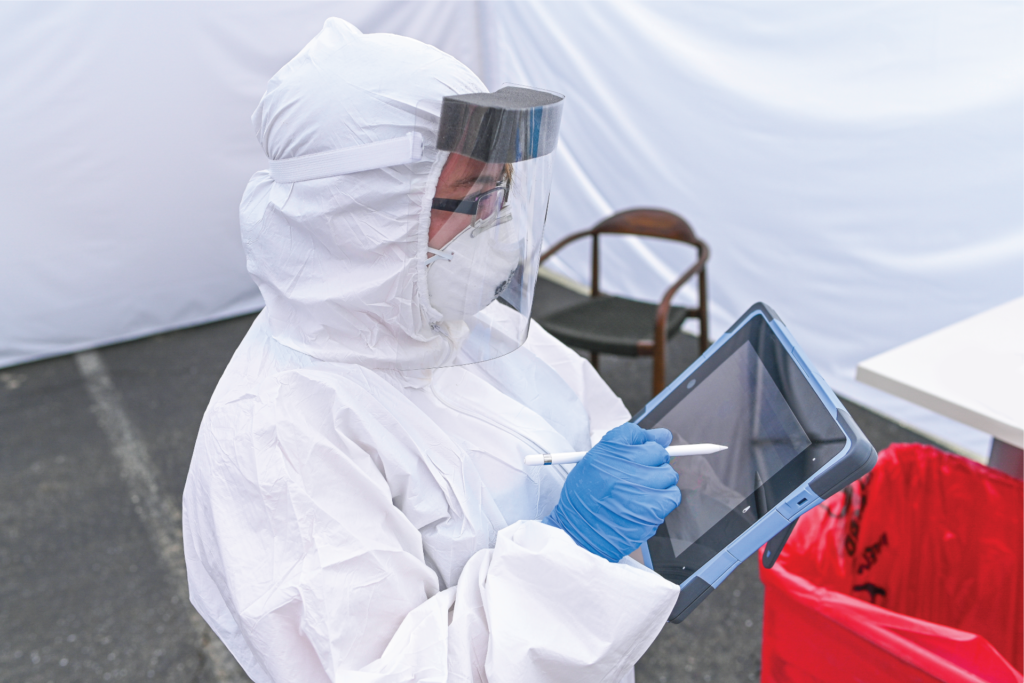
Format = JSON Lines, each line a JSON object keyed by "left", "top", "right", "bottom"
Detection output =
{"left": 0, "top": 279, "right": 943, "bottom": 683}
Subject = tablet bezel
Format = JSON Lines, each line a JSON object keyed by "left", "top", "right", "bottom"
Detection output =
{"left": 632, "top": 303, "right": 870, "bottom": 593}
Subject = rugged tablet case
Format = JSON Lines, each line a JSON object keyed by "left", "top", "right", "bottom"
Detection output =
{"left": 632, "top": 303, "right": 878, "bottom": 624}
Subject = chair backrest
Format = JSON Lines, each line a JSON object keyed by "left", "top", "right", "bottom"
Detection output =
{"left": 591, "top": 209, "right": 701, "bottom": 246}
{"left": 539, "top": 208, "right": 711, "bottom": 389}
{"left": 540, "top": 208, "right": 707, "bottom": 298}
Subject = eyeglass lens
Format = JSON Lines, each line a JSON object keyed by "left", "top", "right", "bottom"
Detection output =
{"left": 476, "top": 188, "right": 503, "bottom": 222}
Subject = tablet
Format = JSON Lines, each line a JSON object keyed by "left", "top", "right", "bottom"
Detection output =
{"left": 633, "top": 303, "right": 877, "bottom": 623}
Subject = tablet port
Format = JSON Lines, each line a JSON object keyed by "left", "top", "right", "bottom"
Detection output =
{"left": 778, "top": 489, "right": 820, "bottom": 519}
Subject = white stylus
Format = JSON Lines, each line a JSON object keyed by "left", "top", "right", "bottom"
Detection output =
{"left": 523, "top": 443, "right": 728, "bottom": 466}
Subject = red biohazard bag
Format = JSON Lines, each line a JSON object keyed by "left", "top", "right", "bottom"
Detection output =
{"left": 760, "top": 443, "right": 1023, "bottom": 683}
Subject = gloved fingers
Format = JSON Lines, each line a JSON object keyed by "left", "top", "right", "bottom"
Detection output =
{"left": 599, "top": 423, "right": 670, "bottom": 444}
{"left": 654, "top": 484, "right": 683, "bottom": 517}
{"left": 642, "top": 462, "right": 680, "bottom": 490}
{"left": 648, "top": 428, "right": 673, "bottom": 448}
{"left": 586, "top": 454, "right": 678, "bottom": 495}
{"left": 616, "top": 440, "right": 671, "bottom": 467}
{"left": 607, "top": 487, "right": 679, "bottom": 524}
{"left": 604, "top": 460, "right": 679, "bottom": 490}
{"left": 593, "top": 425, "right": 674, "bottom": 465}
{"left": 601, "top": 423, "right": 654, "bottom": 446}
{"left": 622, "top": 475, "right": 682, "bottom": 511}
{"left": 598, "top": 478, "right": 681, "bottom": 520}
{"left": 554, "top": 423, "right": 684, "bottom": 563}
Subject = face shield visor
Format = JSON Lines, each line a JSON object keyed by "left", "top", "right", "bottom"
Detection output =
{"left": 422, "top": 86, "right": 564, "bottom": 367}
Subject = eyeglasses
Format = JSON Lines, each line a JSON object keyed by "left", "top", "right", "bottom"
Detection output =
{"left": 431, "top": 186, "right": 505, "bottom": 223}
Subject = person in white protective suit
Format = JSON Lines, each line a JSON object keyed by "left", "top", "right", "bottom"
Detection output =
{"left": 182, "top": 18, "right": 686, "bottom": 683}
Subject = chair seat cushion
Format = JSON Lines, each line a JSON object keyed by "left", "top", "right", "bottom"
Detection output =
{"left": 534, "top": 296, "right": 692, "bottom": 356}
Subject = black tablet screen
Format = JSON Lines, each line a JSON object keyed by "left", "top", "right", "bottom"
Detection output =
{"left": 637, "top": 314, "right": 847, "bottom": 584}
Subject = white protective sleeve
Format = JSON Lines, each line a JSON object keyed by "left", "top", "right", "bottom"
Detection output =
{"left": 378, "top": 521, "right": 677, "bottom": 682}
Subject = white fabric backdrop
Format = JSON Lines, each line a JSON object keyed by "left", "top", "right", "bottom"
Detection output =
{"left": 1, "top": 2, "right": 1020, "bottom": 455}
{"left": 487, "top": 2, "right": 1023, "bottom": 456}
{"left": 0, "top": 1, "right": 482, "bottom": 364}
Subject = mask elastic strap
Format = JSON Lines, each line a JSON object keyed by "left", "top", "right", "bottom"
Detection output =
{"left": 426, "top": 247, "right": 453, "bottom": 266}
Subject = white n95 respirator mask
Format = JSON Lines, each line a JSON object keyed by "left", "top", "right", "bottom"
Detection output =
{"left": 427, "top": 206, "right": 520, "bottom": 321}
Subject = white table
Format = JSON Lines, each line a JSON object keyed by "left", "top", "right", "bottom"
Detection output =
{"left": 856, "top": 297, "right": 1023, "bottom": 478}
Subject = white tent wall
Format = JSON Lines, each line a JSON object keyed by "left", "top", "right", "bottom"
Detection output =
{"left": 486, "top": 2, "right": 1022, "bottom": 457}
{"left": 2, "top": 2, "right": 1020, "bottom": 456}
{"left": 0, "top": 1, "right": 481, "bottom": 366}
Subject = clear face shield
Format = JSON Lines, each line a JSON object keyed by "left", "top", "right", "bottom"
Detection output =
{"left": 422, "top": 87, "right": 563, "bottom": 367}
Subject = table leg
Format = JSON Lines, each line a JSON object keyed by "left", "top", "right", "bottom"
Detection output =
{"left": 989, "top": 439, "right": 1023, "bottom": 480}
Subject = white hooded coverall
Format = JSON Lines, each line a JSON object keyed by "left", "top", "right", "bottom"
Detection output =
{"left": 181, "top": 19, "right": 679, "bottom": 683}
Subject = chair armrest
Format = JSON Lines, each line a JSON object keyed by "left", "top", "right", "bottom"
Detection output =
{"left": 539, "top": 228, "right": 595, "bottom": 264}
{"left": 654, "top": 242, "right": 709, "bottom": 341}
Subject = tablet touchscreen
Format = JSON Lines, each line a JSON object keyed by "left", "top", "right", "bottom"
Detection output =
{"left": 637, "top": 314, "right": 848, "bottom": 584}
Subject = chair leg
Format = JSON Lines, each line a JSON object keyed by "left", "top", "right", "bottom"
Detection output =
{"left": 699, "top": 271, "right": 709, "bottom": 351}
{"left": 652, "top": 343, "right": 665, "bottom": 396}
{"left": 590, "top": 350, "right": 600, "bottom": 372}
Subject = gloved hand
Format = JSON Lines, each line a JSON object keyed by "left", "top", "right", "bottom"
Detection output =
{"left": 543, "top": 423, "right": 682, "bottom": 562}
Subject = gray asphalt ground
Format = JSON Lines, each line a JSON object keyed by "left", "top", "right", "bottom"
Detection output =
{"left": 0, "top": 278, "right": 943, "bottom": 683}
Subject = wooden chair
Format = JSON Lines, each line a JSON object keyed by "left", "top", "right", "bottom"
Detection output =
{"left": 535, "top": 209, "right": 709, "bottom": 396}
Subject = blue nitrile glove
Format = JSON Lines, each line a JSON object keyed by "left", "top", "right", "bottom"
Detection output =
{"left": 543, "top": 423, "right": 682, "bottom": 562}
